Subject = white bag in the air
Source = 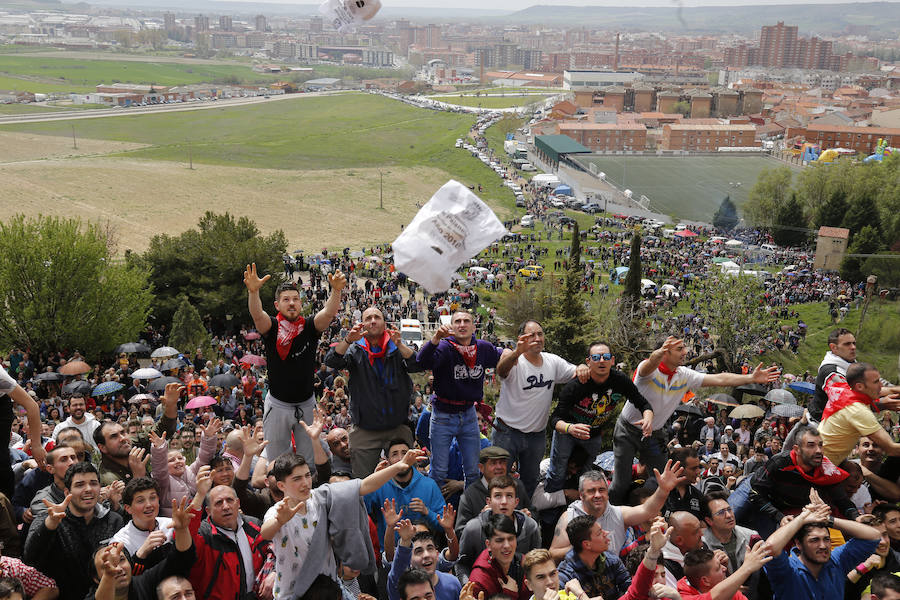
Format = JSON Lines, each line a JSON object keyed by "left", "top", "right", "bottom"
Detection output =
{"left": 392, "top": 180, "right": 508, "bottom": 293}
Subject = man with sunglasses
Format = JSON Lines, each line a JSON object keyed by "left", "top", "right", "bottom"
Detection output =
{"left": 545, "top": 342, "right": 653, "bottom": 493}
{"left": 702, "top": 490, "right": 763, "bottom": 600}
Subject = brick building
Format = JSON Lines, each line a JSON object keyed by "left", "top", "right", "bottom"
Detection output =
{"left": 785, "top": 124, "right": 900, "bottom": 154}
{"left": 661, "top": 124, "right": 758, "bottom": 150}
{"left": 558, "top": 122, "right": 648, "bottom": 151}
{"left": 814, "top": 226, "right": 850, "bottom": 270}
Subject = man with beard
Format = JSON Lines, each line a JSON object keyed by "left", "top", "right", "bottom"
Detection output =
{"left": 610, "top": 336, "right": 779, "bottom": 504}
{"left": 326, "top": 427, "right": 352, "bottom": 474}
{"left": 326, "top": 306, "right": 422, "bottom": 477}
{"left": 24, "top": 462, "right": 124, "bottom": 600}
{"left": 764, "top": 503, "right": 881, "bottom": 600}
{"left": 857, "top": 436, "right": 900, "bottom": 503}
{"left": 244, "top": 264, "right": 346, "bottom": 466}
{"left": 52, "top": 394, "right": 100, "bottom": 452}
{"left": 747, "top": 426, "right": 859, "bottom": 537}
{"left": 94, "top": 421, "right": 148, "bottom": 487}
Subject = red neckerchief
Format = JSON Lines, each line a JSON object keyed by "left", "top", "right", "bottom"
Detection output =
{"left": 822, "top": 385, "right": 877, "bottom": 422}
{"left": 359, "top": 330, "right": 390, "bottom": 366}
{"left": 786, "top": 448, "right": 848, "bottom": 486}
{"left": 658, "top": 362, "right": 677, "bottom": 382}
{"left": 275, "top": 313, "right": 306, "bottom": 361}
{"left": 447, "top": 338, "right": 477, "bottom": 369}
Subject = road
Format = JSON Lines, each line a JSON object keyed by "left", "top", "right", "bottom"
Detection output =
{"left": 0, "top": 90, "right": 346, "bottom": 125}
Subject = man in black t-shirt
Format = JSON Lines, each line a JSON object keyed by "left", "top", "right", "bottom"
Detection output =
{"left": 544, "top": 341, "right": 654, "bottom": 493}
{"left": 244, "top": 263, "right": 346, "bottom": 465}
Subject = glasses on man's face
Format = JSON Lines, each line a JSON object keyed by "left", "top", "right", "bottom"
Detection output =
{"left": 590, "top": 353, "right": 612, "bottom": 362}
{"left": 713, "top": 506, "right": 734, "bottom": 518}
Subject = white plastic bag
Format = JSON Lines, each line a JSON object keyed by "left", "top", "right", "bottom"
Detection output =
{"left": 318, "top": 0, "right": 381, "bottom": 33}
{"left": 392, "top": 180, "right": 508, "bottom": 293}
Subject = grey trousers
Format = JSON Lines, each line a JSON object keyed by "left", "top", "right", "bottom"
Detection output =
{"left": 262, "top": 392, "right": 315, "bottom": 464}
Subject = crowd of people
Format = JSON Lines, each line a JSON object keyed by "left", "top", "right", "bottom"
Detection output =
{"left": 0, "top": 245, "right": 898, "bottom": 600}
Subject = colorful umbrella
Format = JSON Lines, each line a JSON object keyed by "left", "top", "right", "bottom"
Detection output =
{"left": 788, "top": 381, "right": 816, "bottom": 395}
{"left": 93, "top": 381, "right": 124, "bottom": 397}
{"left": 244, "top": 332, "right": 261, "bottom": 341}
{"left": 185, "top": 396, "right": 218, "bottom": 410}
{"left": 60, "top": 360, "right": 92, "bottom": 375}
{"left": 240, "top": 354, "right": 266, "bottom": 367}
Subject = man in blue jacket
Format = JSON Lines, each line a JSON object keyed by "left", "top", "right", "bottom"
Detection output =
{"left": 365, "top": 439, "right": 446, "bottom": 547}
{"left": 325, "top": 306, "right": 422, "bottom": 478}
{"left": 558, "top": 514, "right": 631, "bottom": 600}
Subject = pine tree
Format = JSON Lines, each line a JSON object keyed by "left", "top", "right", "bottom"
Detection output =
{"left": 773, "top": 192, "right": 808, "bottom": 247}
{"left": 712, "top": 196, "right": 739, "bottom": 231}
{"left": 169, "top": 296, "right": 210, "bottom": 356}
{"left": 623, "top": 233, "right": 642, "bottom": 302}
{"left": 541, "top": 222, "right": 590, "bottom": 363}
{"left": 841, "top": 225, "right": 885, "bottom": 283}
{"left": 815, "top": 188, "right": 848, "bottom": 228}
{"left": 842, "top": 194, "right": 881, "bottom": 239}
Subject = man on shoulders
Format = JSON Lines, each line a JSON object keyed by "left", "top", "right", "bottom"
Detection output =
{"left": 244, "top": 264, "right": 346, "bottom": 465}
{"left": 493, "top": 320, "right": 589, "bottom": 497}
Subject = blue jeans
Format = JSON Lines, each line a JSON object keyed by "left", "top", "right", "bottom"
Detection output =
{"left": 430, "top": 405, "right": 481, "bottom": 487}
{"left": 545, "top": 429, "right": 605, "bottom": 493}
{"left": 491, "top": 422, "right": 545, "bottom": 498}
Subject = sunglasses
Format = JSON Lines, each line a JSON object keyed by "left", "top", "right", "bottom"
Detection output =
{"left": 590, "top": 353, "right": 613, "bottom": 362}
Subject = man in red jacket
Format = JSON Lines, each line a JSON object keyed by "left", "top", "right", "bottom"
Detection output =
{"left": 188, "top": 478, "right": 273, "bottom": 600}
{"left": 468, "top": 513, "right": 530, "bottom": 600}
{"left": 677, "top": 542, "right": 771, "bottom": 600}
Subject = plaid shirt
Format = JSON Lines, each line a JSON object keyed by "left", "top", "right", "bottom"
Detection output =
{"left": 0, "top": 556, "right": 57, "bottom": 596}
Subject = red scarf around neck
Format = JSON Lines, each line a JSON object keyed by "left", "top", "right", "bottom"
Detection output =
{"left": 822, "top": 386, "right": 877, "bottom": 422}
{"left": 275, "top": 313, "right": 306, "bottom": 361}
{"left": 360, "top": 330, "right": 391, "bottom": 366}
{"left": 786, "top": 448, "right": 848, "bottom": 486}
{"left": 447, "top": 338, "right": 477, "bottom": 369}
{"left": 658, "top": 362, "right": 677, "bottom": 381}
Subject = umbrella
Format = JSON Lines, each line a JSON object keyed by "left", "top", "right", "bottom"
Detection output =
{"left": 148, "top": 376, "right": 182, "bottom": 393}
{"left": 185, "top": 396, "right": 218, "bottom": 410}
{"left": 765, "top": 389, "right": 796, "bottom": 405}
{"left": 92, "top": 381, "right": 124, "bottom": 397}
{"left": 594, "top": 451, "right": 616, "bottom": 472}
{"left": 131, "top": 368, "right": 163, "bottom": 380}
{"left": 34, "top": 371, "right": 64, "bottom": 383}
{"left": 59, "top": 360, "right": 92, "bottom": 375}
{"left": 209, "top": 374, "right": 240, "bottom": 388}
{"left": 675, "top": 403, "right": 703, "bottom": 416}
{"left": 349, "top": 250, "right": 364, "bottom": 258}
{"left": 706, "top": 393, "right": 739, "bottom": 407}
{"left": 240, "top": 354, "right": 266, "bottom": 367}
{"left": 788, "top": 381, "right": 816, "bottom": 395}
{"left": 151, "top": 346, "right": 180, "bottom": 358}
{"left": 772, "top": 404, "right": 804, "bottom": 418}
{"left": 115, "top": 342, "right": 150, "bottom": 354}
{"left": 63, "top": 380, "right": 92, "bottom": 395}
{"left": 244, "top": 332, "right": 261, "bottom": 341}
{"left": 734, "top": 383, "right": 768, "bottom": 397}
{"left": 128, "top": 393, "right": 156, "bottom": 405}
{"left": 729, "top": 404, "right": 764, "bottom": 419}
{"left": 160, "top": 358, "right": 188, "bottom": 372}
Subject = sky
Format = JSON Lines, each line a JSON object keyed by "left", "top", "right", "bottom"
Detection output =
{"left": 217, "top": 0, "right": 899, "bottom": 10}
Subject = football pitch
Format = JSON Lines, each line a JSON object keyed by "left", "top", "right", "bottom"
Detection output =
{"left": 573, "top": 154, "right": 801, "bottom": 222}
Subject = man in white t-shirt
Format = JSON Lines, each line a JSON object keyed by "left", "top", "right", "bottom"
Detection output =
{"left": 609, "top": 336, "right": 780, "bottom": 504}
{"left": 112, "top": 477, "right": 174, "bottom": 572}
{"left": 492, "top": 320, "right": 588, "bottom": 497}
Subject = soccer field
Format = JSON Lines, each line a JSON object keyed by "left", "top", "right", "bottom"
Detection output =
{"left": 574, "top": 154, "right": 801, "bottom": 222}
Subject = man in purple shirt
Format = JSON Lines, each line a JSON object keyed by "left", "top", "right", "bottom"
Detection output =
{"left": 416, "top": 311, "right": 502, "bottom": 489}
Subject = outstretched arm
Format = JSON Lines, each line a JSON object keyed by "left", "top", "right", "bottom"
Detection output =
{"left": 359, "top": 450, "right": 425, "bottom": 497}
{"left": 703, "top": 363, "right": 780, "bottom": 388}
{"left": 314, "top": 271, "right": 346, "bottom": 332}
{"left": 244, "top": 263, "right": 273, "bottom": 335}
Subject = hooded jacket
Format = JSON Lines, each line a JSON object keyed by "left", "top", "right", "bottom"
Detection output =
{"left": 457, "top": 510, "right": 541, "bottom": 577}
{"left": 365, "top": 468, "right": 445, "bottom": 544}
{"left": 811, "top": 351, "right": 853, "bottom": 420}
{"left": 557, "top": 548, "right": 631, "bottom": 600}
{"left": 468, "top": 549, "right": 530, "bottom": 600}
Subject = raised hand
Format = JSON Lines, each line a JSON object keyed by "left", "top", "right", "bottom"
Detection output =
{"left": 345, "top": 322, "right": 365, "bottom": 344}
{"left": 514, "top": 332, "right": 542, "bottom": 356}
{"left": 168, "top": 496, "right": 192, "bottom": 531}
{"left": 659, "top": 336, "right": 682, "bottom": 354}
{"left": 275, "top": 498, "right": 305, "bottom": 525}
{"left": 400, "top": 448, "right": 426, "bottom": 471}
{"left": 244, "top": 263, "right": 271, "bottom": 293}
{"left": 743, "top": 540, "right": 774, "bottom": 571}
{"left": 203, "top": 417, "right": 223, "bottom": 439}
{"left": 163, "top": 383, "right": 185, "bottom": 409}
{"left": 299, "top": 407, "right": 325, "bottom": 441}
{"left": 654, "top": 459, "right": 685, "bottom": 492}
{"left": 752, "top": 363, "right": 781, "bottom": 384}
{"left": 129, "top": 447, "right": 149, "bottom": 478}
{"left": 648, "top": 517, "right": 671, "bottom": 553}
{"left": 395, "top": 518, "right": 416, "bottom": 543}
{"left": 98, "top": 543, "right": 126, "bottom": 578}
{"left": 460, "top": 582, "right": 486, "bottom": 600}
{"left": 651, "top": 584, "right": 682, "bottom": 600}
{"left": 194, "top": 465, "right": 213, "bottom": 499}
{"left": 42, "top": 494, "right": 72, "bottom": 530}
{"left": 240, "top": 425, "right": 267, "bottom": 458}
{"left": 328, "top": 270, "right": 347, "bottom": 293}
{"left": 382, "top": 498, "right": 404, "bottom": 529}
{"left": 389, "top": 329, "right": 403, "bottom": 347}
{"left": 137, "top": 529, "right": 168, "bottom": 559}
{"left": 107, "top": 479, "right": 125, "bottom": 508}
{"left": 149, "top": 430, "right": 167, "bottom": 449}
{"left": 431, "top": 324, "right": 452, "bottom": 345}
{"left": 438, "top": 503, "right": 456, "bottom": 532}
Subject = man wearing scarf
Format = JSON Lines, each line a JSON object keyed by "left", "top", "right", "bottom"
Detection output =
{"left": 820, "top": 363, "right": 900, "bottom": 465}
{"left": 244, "top": 263, "right": 346, "bottom": 467}
{"left": 417, "top": 311, "right": 504, "bottom": 489}
{"left": 609, "top": 336, "right": 780, "bottom": 505}
{"left": 747, "top": 425, "right": 859, "bottom": 537}
{"left": 325, "top": 306, "right": 422, "bottom": 477}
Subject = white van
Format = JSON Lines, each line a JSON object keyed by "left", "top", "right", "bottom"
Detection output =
{"left": 520, "top": 214, "right": 535, "bottom": 227}
{"left": 399, "top": 319, "right": 424, "bottom": 350}
{"left": 760, "top": 243, "right": 777, "bottom": 252}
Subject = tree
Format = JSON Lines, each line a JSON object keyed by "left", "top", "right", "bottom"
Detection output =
{"left": 712, "top": 196, "right": 739, "bottom": 231}
{"left": 672, "top": 100, "right": 691, "bottom": 117}
{"left": 134, "top": 212, "right": 286, "bottom": 329}
{"left": 0, "top": 215, "right": 152, "bottom": 359}
{"left": 815, "top": 188, "right": 848, "bottom": 228}
{"left": 622, "top": 233, "right": 642, "bottom": 303}
{"left": 540, "top": 222, "right": 590, "bottom": 364}
{"left": 169, "top": 296, "right": 211, "bottom": 357}
{"left": 772, "top": 192, "right": 808, "bottom": 247}
{"left": 842, "top": 193, "right": 881, "bottom": 239}
{"left": 744, "top": 167, "right": 793, "bottom": 227}
{"left": 841, "top": 225, "right": 885, "bottom": 283}
{"left": 862, "top": 254, "right": 900, "bottom": 288}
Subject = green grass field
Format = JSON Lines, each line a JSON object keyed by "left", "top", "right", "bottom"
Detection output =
{"left": 573, "top": 155, "right": 802, "bottom": 222}
{"left": 0, "top": 55, "right": 281, "bottom": 93}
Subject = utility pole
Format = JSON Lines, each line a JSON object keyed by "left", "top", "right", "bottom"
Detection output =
{"left": 188, "top": 143, "right": 193, "bottom": 170}
{"left": 857, "top": 275, "right": 877, "bottom": 338}
{"left": 379, "top": 170, "right": 383, "bottom": 209}
{"left": 71, "top": 125, "right": 77, "bottom": 149}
